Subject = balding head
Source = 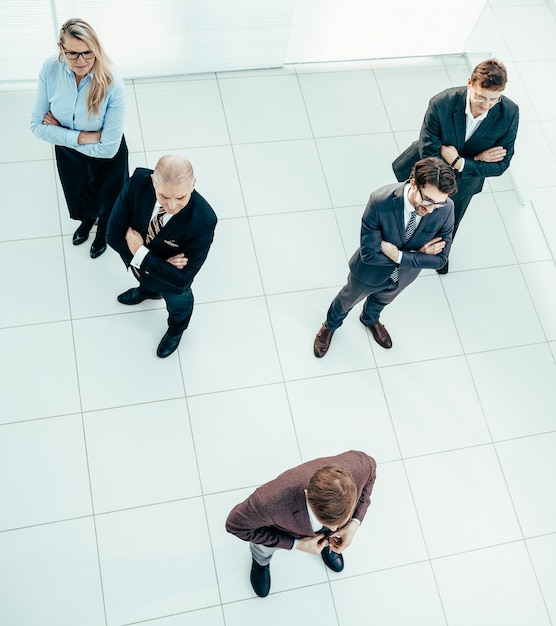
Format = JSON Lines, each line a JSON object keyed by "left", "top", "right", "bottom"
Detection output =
{"left": 152, "top": 155, "right": 195, "bottom": 187}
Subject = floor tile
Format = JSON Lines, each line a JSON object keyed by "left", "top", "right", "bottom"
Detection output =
{"left": 96, "top": 499, "right": 219, "bottom": 625}
{"left": 249, "top": 209, "right": 347, "bottom": 293}
{"left": 206, "top": 489, "right": 328, "bottom": 603}
{"left": 73, "top": 311, "right": 184, "bottom": 412}
{"left": 234, "top": 139, "right": 331, "bottom": 215}
{"left": 179, "top": 297, "right": 282, "bottom": 395}
{"left": 143, "top": 607, "right": 225, "bottom": 626}
{"left": 433, "top": 542, "right": 551, "bottom": 626}
{"left": 510, "top": 121, "right": 556, "bottom": 193}
{"left": 495, "top": 6, "right": 556, "bottom": 63}
{"left": 0, "top": 518, "right": 105, "bottom": 626}
{"left": 134, "top": 79, "right": 230, "bottom": 150}
{"left": 317, "top": 133, "right": 399, "bottom": 207}
{"left": 527, "top": 533, "right": 556, "bottom": 624}
{"left": 0, "top": 414, "right": 91, "bottom": 530}
{"left": 122, "top": 83, "right": 144, "bottom": 153}
{"left": 442, "top": 265, "right": 545, "bottom": 353}
{"left": 193, "top": 217, "right": 263, "bottom": 303}
{"left": 332, "top": 562, "right": 446, "bottom": 626}
{"left": 467, "top": 344, "right": 556, "bottom": 440}
{"left": 521, "top": 260, "right": 556, "bottom": 341}
{"left": 406, "top": 446, "right": 522, "bottom": 557}
{"left": 84, "top": 399, "right": 201, "bottom": 513}
{"left": 267, "top": 288, "right": 376, "bottom": 381}
{"left": 0, "top": 238, "right": 70, "bottom": 328}
{"left": 370, "top": 274, "right": 463, "bottom": 367}
{"left": 286, "top": 370, "right": 400, "bottom": 463}
{"left": 218, "top": 74, "right": 312, "bottom": 143}
{"left": 497, "top": 433, "right": 556, "bottom": 537}
{"left": 222, "top": 584, "right": 337, "bottom": 626}
{"left": 188, "top": 384, "right": 300, "bottom": 493}
{"left": 0, "top": 322, "right": 80, "bottom": 424}
{"left": 381, "top": 356, "right": 490, "bottom": 458}
{"left": 0, "top": 161, "right": 60, "bottom": 241}
{"left": 298, "top": 70, "right": 390, "bottom": 136}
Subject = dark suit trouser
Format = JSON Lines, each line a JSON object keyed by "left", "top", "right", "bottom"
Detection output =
{"left": 55, "top": 137, "right": 129, "bottom": 242}
{"left": 325, "top": 270, "right": 419, "bottom": 332}
{"left": 138, "top": 283, "right": 194, "bottom": 336}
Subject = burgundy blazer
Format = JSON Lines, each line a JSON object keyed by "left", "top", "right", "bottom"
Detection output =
{"left": 226, "top": 451, "right": 377, "bottom": 550}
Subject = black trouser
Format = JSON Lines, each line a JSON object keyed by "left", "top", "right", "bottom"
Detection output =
{"left": 55, "top": 136, "right": 129, "bottom": 242}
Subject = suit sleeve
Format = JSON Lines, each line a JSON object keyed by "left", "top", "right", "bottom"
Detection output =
{"left": 225, "top": 490, "right": 297, "bottom": 550}
{"left": 418, "top": 96, "right": 443, "bottom": 160}
{"left": 139, "top": 220, "right": 216, "bottom": 291}
{"left": 352, "top": 454, "right": 377, "bottom": 522}
{"left": 358, "top": 194, "right": 399, "bottom": 268}
{"left": 106, "top": 177, "right": 135, "bottom": 266}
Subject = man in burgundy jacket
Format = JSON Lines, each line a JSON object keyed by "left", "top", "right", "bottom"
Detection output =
{"left": 226, "top": 450, "right": 377, "bottom": 597}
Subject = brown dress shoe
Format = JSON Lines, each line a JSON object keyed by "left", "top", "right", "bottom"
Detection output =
{"left": 368, "top": 320, "right": 392, "bottom": 349}
{"left": 314, "top": 323, "right": 334, "bottom": 358}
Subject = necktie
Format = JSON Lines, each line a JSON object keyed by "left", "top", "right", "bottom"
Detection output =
{"left": 146, "top": 207, "right": 166, "bottom": 245}
{"left": 390, "top": 211, "right": 417, "bottom": 283}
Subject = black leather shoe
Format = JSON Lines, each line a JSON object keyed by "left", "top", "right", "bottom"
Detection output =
{"left": 250, "top": 559, "right": 271, "bottom": 597}
{"left": 360, "top": 315, "right": 392, "bottom": 349}
{"left": 72, "top": 219, "right": 94, "bottom": 245}
{"left": 90, "top": 240, "right": 107, "bottom": 259}
{"left": 436, "top": 260, "right": 449, "bottom": 275}
{"left": 314, "top": 323, "right": 335, "bottom": 358}
{"left": 117, "top": 288, "right": 162, "bottom": 305}
{"left": 321, "top": 546, "right": 344, "bottom": 572}
{"left": 156, "top": 330, "right": 183, "bottom": 358}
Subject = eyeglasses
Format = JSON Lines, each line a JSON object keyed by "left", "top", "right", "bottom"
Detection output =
{"left": 62, "top": 46, "right": 94, "bottom": 60}
{"left": 418, "top": 189, "right": 447, "bottom": 210}
{"left": 472, "top": 89, "right": 501, "bottom": 105}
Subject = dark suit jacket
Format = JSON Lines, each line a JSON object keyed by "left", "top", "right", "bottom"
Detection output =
{"left": 226, "top": 451, "right": 377, "bottom": 550}
{"left": 393, "top": 87, "right": 519, "bottom": 210}
{"left": 107, "top": 168, "right": 217, "bottom": 295}
{"left": 348, "top": 182, "right": 455, "bottom": 287}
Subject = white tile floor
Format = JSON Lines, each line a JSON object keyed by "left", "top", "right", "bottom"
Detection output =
{"left": 1, "top": 1, "right": 556, "bottom": 624}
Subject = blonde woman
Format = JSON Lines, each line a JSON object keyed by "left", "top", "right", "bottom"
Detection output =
{"left": 31, "top": 18, "right": 128, "bottom": 258}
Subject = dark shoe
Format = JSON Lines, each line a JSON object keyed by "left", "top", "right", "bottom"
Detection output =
{"left": 156, "top": 330, "right": 183, "bottom": 358}
{"left": 360, "top": 315, "right": 392, "bottom": 349}
{"left": 72, "top": 219, "right": 95, "bottom": 246}
{"left": 117, "top": 287, "right": 162, "bottom": 305}
{"left": 250, "top": 559, "right": 271, "bottom": 597}
{"left": 321, "top": 546, "right": 344, "bottom": 573}
{"left": 436, "top": 260, "right": 449, "bottom": 275}
{"left": 314, "top": 323, "right": 335, "bottom": 358}
{"left": 90, "top": 239, "right": 107, "bottom": 259}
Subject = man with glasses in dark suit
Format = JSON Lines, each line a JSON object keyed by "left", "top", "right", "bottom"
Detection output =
{"left": 393, "top": 59, "right": 519, "bottom": 274}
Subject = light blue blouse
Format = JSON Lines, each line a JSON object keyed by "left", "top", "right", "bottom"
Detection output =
{"left": 30, "top": 55, "right": 125, "bottom": 159}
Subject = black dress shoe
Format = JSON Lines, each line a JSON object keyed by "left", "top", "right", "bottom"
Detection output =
{"left": 72, "top": 219, "right": 95, "bottom": 245}
{"left": 156, "top": 330, "right": 183, "bottom": 358}
{"left": 117, "top": 287, "right": 162, "bottom": 305}
{"left": 90, "top": 240, "right": 107, "bottom": 259}
{"left": 360, "top": 315, "right": 392, "bottom": 349}
{"left": 250, "top": 559, "right": 271, "bottom": 597}
{"left": 314, "top": 323, "right": 335, "bottom": 358}
{"left": 321, "top": 546, "right": 344, "bottom": 572}
{"left": 436, "top": 260, "right": 449, "bottom": 275}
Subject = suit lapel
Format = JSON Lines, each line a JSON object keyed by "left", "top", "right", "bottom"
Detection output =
{"left": 452, "top": 89, "right": 467, "bottom": 150}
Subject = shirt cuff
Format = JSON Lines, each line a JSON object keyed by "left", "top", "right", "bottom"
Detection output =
{"left": 131, "top": 245, "right": 149, "bottom": 269}
{"left": 397, "top": 251, "right": 403, "bottom": 264}
{"left": 459, "top": 157, "right": 465, "bottom": 172}
{"left": 351, "top": 518, "right": 361, "bottom": 525}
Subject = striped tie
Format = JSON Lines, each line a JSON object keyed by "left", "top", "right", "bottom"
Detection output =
{"left": 146, "top": 206, "right": 166, "bottom": 245}
{"left": 391, "top": 211, "right": 417, "bottom": 283}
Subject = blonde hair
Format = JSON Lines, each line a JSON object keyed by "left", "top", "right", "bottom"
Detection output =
{"left": 58, "top": 18, "right": 113, "bottom": 118}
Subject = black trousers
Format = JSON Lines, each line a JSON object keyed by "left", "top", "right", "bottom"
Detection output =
{"left": 55, "top": 136, "right": 129, "bottom": 241}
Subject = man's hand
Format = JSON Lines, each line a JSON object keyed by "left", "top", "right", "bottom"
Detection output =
{"left": 125, "top": 227, "right": 144, "bottom": 255}
{"left": 296, "top": 534, "right": 326, "bottom": 555}
{"left": 380, "top": 240, "right": 399, "bottom": 262}
{"left": 418, "top": 236, "right": 446, "bottom": 255}
{"left": 474, "top": 146, "right": 506, "bottom": 162}
{"left": 440, "top": 145, "right": 462, "bottom": 170}
{"left": 328, "top": 520, "right": 360, "bottom": 554}
{"left": 166, "top": 253, "right": 188, "bottom": 269}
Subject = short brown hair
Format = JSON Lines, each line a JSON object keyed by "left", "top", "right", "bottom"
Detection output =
{"left": 470, "top": 59, "right": 507, "bottom": 90}
{"left": 306, "top": 465, "right": 358, "bottom": 527}
{"left": 410, "top": 157, "right": 458, "bottom": 195}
